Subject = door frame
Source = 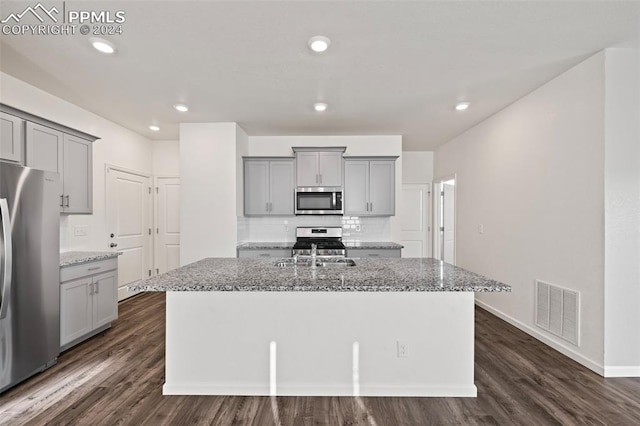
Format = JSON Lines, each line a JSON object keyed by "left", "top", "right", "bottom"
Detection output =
{"left": 433, "top": 174, "right": 457, "bottom": 265}
{"left": 153, "top": 175, "right": 180, "bottom": 276}
{"left": 105, "top": 164, "right": 153, "bottom": 299}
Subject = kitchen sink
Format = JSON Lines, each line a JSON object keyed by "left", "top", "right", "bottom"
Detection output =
{"left": 274, "top": 258, "right": 356, "bottom": 268}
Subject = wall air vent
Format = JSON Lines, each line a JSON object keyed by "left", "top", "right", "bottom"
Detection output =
{"left": 535, "top": 280, "right": 579, "bottom": 346}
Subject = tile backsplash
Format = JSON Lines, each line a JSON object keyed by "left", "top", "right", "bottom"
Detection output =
{"left": 237, "top": 215, "right": 391, "bottom": 243}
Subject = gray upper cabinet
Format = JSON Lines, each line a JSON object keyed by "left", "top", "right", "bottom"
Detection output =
{"left": 344, "top": 157, "right": 397, "bottom": 216}
{"left": 25, "top": 122, "right": 64, "bottom": 173}
{"left": 318, "top": 152, "right": 343, "bottom": 187}
{"left": 269, "top": 160, "right": 295, "bottom": 214}
{"left": 293, "top": 147, "right": 345, "bottom": 187}
{"left": 244, "top": 160, "right": 270, "bottom": 215}
{"left": 0, "top": 112, "right": 24, "bottom": 163}
{"left": 295, "top": 152, "right": 319, "bottom": 187}
{"left": 344, "top": 160, "right": 369, "bottom": 215}
{"left": 25, "top": 122, "right": 93, "bottom": 214}
{"left": 369, "top": 161, "right": 395, "bottom": 215}
{"left": 63, "top": 134, "right": 93, "bottom": 214}
{"left": 244, "top": 158, "right": 294, "bottom": 216}
{"left": 1, "top": 104, "right": 98, "bottom": 214}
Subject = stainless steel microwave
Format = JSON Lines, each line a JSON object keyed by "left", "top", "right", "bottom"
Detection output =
{"left": 295, "top": 187, "right": 343, "bottom": 215}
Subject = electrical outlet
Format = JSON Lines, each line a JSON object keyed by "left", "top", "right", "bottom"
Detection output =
{"left": 397, "top": 341, "right": 409, "bottom": 358}
{"left": 74, "top": 226, "right": 88, "bottom": 237}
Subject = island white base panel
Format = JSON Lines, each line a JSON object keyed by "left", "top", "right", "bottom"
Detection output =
{"left": 164, "top": 291, "right": 476, "bottom": 397}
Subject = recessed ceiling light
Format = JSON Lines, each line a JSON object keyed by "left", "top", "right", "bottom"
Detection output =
{"left": 308, "top": 36, "right": 331, "bottom": 53}
{"left": 455, "top": 102, "right": 470, "bottom": 111}
{"left": 149, "top": 125, "right": 160, "bottom": 132}
{"left": 174, "top": 104, "right": 189, "bottom": 112}
{"left": 314, "top": 102, "right": 328, "bottom": 112}
{"left": 89, "top": 37, "right": 115, "bottom": 54}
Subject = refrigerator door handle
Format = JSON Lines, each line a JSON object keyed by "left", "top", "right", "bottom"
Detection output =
{"left": 0, "top": 198, "right": 13, "bottom": 320}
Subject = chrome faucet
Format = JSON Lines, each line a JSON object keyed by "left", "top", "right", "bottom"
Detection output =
{"left": 311, "top": 243, "right": 317, "bottom": 268}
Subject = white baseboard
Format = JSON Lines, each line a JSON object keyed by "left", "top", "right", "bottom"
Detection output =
{"left": 603, "top": 366, "right": 640, "bottom": 378}
{"left": 164, "top": 383, "right": 477, "bottom": 397}
{"left": 474, "top": 299, "right": 605, "bottom": 376}
{"left": 164, "top": 383, "right": 270, "bottom": 396}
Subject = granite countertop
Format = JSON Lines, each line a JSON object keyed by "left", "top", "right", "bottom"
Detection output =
{"left": 60, "top": 251, "right": 122, "bottom": 267}
{"left": 344, "top": 242, "right": 404, "bottom": 249}
{"left": 237, "top": 242, "right": 295, "bottom": 250}
{"left": 129, "top": 257, "right": 511, "bottom": 293}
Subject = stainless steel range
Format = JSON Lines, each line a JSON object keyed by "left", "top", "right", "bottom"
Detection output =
{"left": 291, "top": 227, "right": 346, "bottom": 258}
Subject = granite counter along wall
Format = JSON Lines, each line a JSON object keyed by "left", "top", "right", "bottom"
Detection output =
{"left": 237, "top": 216, "right": 391, "bottom": 244}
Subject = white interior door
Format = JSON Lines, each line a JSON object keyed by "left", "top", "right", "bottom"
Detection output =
{"left": 106, "top": 166, "right": 152, "bottom": 301}
{"left": 400, "top": 183, "right": 431, "bottom": 257}
{"left": 154, "top": 177, "right": 181, "bottom": 275}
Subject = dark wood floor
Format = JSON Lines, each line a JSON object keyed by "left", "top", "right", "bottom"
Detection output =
{"left": 1, "top": 293, "right": 639, "bottom": 425}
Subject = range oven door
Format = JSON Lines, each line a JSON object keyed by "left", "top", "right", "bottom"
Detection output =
{"left": 295, "top": 188, "right": 343, "bottom": 215}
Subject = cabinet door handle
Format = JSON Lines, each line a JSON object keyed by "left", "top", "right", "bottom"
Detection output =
{"left": 65, "top": 195, "right": 70, "bottom": 207}
{"left": 319, "top": 174, "right": 322, "bottom": 184}
{"left": 370, "top": 202, "right": 373, "bottom": 212}
{"left": 60, "top": 195, "right": 64, "bottom": 207}
{"left": 259, "top": 253, "right": 271, "bottom": 257}
{"left": 316, "top": 174, "right": 319, "bottom": 184}
{"left": 368, "top": 254, "right": 380, "bottom": 257}
{"left": 87, "top": 266, "right": 101, "bottom": 271}
{"left": 88, "top": 282, "right": 94, "bottom": 295}
{"left": 95, "top": 282, "right": 99, "bottom": 294}
{"left": 269, "top": 202, "right": 272, "bottom": 212}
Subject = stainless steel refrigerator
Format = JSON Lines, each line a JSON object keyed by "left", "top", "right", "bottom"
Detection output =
{"left": 0, "top": 161, "right": 60, "bottom": 393}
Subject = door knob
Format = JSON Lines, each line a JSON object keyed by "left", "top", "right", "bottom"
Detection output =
{"left": 110, "top": 233, "right": 115, "bottom": 238}
{"left": 110, "top": 243, "right": 118, "bottom": 248}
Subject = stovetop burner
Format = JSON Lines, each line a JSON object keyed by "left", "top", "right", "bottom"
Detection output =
{"left": 292, "top": 227, "right": 346, "bottom": 257}
{"left": 292, "top": 240, "right": 346, "bottom": 250}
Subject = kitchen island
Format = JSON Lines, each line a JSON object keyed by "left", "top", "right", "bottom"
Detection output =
{"left": 130, "top": 258, "right": 510, "bottom": 397}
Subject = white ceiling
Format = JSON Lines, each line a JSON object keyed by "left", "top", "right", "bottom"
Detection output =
{"left": 1, "top": 1, "right": 639, "bottom": 150}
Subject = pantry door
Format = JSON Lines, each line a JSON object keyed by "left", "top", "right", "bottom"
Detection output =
{"left": 400, "top": 183, "right": 431, "bottom": 257}
{"left": 106, "top": 166, "right": 153, "bottom": 301}
{"left": 154, "top": 176, "right": 181, "bottom": 274}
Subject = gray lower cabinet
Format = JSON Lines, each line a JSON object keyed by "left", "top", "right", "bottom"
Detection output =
{"left": 346, "top": 248, "right": 401, "bottom": 258}
{"left": 25, "top": 122, "right": 93, "bottom": 214}
{"left": 244, "top": 158, "right": 294, "bottom": 216}
{"left": 0, "top": 111, "right": 24, "bottom": 163}
{"left": 238, "top": 248, "right": 292, "bottom": 258}
{"left": 60, "top": 258, "right": 118, "bottom": 351}
{"left": 344, "top": 158, "right": 396, "bottom": 216}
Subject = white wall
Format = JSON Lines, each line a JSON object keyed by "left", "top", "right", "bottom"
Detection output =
{"left": 153, "top": 140, "right": 180, "bottom": 176}
{"left": 603, "top": 48, "right": 640, "bottom": 375}
{"left": 248, "top": 135, "right": 403, "bottom": 242}
{"left": 236, "top": 127, "right": 249, "bottom": 218}
{"left": 402, "top": 151, "right": 434, "bottom": 183}
{"left": 180, "top": 123, "right": 243, "bottom": 264}
{"left": 435, "top": 53, "right": 606, "bottom": 372}
{"left": 0, "top": 72, "right": 153, "bottom": 252}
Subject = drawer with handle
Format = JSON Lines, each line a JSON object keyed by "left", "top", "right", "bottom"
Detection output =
{"left": 345, "top": 248, "right": 401, "bottom": 258}
{"left": 60, "top": 258, "right": 118, "bottom": 282}
{"left": 237, "top": 249, "right": 292, "bottom": 259}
